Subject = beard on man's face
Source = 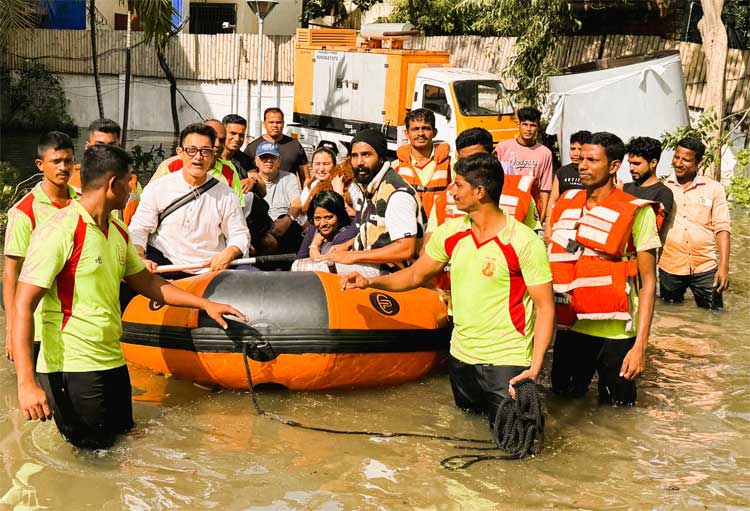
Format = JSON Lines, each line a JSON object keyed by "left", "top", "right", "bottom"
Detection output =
{"left": 354, "top": 160, "right": 382, "bottom": 184}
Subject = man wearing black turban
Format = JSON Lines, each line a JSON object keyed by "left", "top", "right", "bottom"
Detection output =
{"left": 320, "top": 129, "right": 424, "bottom": 272}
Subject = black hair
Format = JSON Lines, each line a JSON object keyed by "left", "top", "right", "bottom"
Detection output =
{"left": 179, "top": 123, "right": 216, "bottom": 147}
{"left": 307, "top": 190, "right": 351, "bottom": 228}
{"left": 81, "top": 144, "right": 133, "bottom": 191}
{"left": 675, "top": 136, "right": 706, "bottom": 162}
{"left": 589, "top": 132, "right": 626, "bottom": 164}
{"left": 37, "top": 131, "right": 74, "bottom": 158}
{"left": 455, "top": 127, "right": 493, "bottom": 154}
{"left": 312, "top": 147, "right": 337, "bottom": 164}
{"left": 222, "top": 114, "right": 247, "bottom": 126}
{"left": 516, "top": 107, "right": 542, "bottom": 123}
{"left": 404, "top": 108, "right": 436, "bottom": 130}
{"left": 570, "top": 130, "right": 592, "bottom": 145}
{"left": 626, "top": 136, "right": 662, "bottom": 163}
{"left": 263, "top": 107, "right": 284, "bottom": 121}
{"left": 88, "top": 118, "right": 121, "bottom": 138}
{"left": 454, "top": 153, "right": 504, "bottom": 204}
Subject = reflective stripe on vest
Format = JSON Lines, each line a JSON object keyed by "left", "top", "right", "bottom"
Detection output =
{"left": 548, "top": 187, "right": 652, "bottom": 328}
{"left": 395, "top": 143, "right": 452, "bottom": 226}
{"left": 499, "top": 174, "right": 534, "bottom": 223}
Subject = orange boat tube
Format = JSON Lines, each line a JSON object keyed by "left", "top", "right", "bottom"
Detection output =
{"left": 121, "top": 271, "right": 451, "bottom": 390}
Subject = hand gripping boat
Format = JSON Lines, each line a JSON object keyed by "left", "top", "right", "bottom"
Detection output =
{"left": 120, "top": 271, "right": 451, "bottom": 390}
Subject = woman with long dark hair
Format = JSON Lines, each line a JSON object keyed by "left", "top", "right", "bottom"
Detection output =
{"left": 296, "top": 190, "right": 358, "bottom": 259}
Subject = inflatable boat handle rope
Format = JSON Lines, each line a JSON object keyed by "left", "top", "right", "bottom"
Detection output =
{"left": 234, "top": 326, "right": 545, "bottom": 470}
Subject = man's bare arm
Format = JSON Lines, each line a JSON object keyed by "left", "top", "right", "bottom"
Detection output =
{"left": 3, "top": 256, "right": 22, "bottom": 359}
{"left": 621, "top": 248, "right": 657, "bottom": 380}
{"left": 340, "top": 251, "right": 446, "bottom": 292}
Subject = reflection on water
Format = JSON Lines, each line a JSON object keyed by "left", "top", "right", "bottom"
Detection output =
{"left": 0, "top": 204, "right": 747, "bottom": 508}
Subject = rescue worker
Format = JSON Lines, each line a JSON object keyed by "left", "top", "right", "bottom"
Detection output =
{"left": 394, "top": 108, "right": 453, "bottom": 243}
{"left": 455, "top": 128, "right": 539, "bottom": 230}
{"left": 3, "top": 132, "right": 78, "bottom": 361}
{"left": 69, "top": 118, "right": 140, "bottom": 224}
{"left": 548, "top": 132, "right": 660, "bottom": 406}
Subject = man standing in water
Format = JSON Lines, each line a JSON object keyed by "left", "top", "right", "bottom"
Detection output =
{"left": 659, "top": 137, "right": 730, "bottom": 309}
{"left": 3, "top": 132, "right": 77, "bottom": 361}
{"left": 342, "top": 153, "right": 554, "bottom": 415}
{"left": 12, "top": 144, "right": 245, "bottom": 449}
{"left": 548, "top": 132, "right": 660, "bottom": 405}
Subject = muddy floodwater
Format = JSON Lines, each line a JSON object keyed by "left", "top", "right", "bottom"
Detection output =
{"left": 0, "top": 132, "right": 748, "bottom": 509}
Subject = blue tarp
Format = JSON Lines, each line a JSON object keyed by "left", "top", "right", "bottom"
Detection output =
{"left": 40, "top": 0, "right": 86, "bottom": 30}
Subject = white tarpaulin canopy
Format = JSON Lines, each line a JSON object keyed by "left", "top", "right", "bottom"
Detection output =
{"left": 546, "top": 51, "right": 689, "bottom": 182}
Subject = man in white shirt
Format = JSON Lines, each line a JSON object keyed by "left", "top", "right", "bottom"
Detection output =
{"left": 129, "top": 123, "right": 250, "bottom": 276}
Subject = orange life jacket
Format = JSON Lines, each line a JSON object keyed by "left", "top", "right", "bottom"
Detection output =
{"left": 499, "top": 174, "right": 535, "bottom": 223}
{"left": 70, "top": 165, "right": 141, "bottom": 225}
{"left": 548, "top": 187, "right": 659, "bottom": 328}
{"left": 395, "top": 143, "right": 455, "bottom": 226}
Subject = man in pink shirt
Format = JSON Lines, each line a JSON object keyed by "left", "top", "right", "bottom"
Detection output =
{"left": 494, "top": 107, "right": 553, "bottom": 219}
{"left": 659, "top": 137, "right": 730, "bottom": 310}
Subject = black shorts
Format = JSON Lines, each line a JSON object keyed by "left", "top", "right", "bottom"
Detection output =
{"left": 659, "top": 268, "right": 723, "bottom": 310}
{"left": 551, "top": 331, "right": 637, "bottom": 405}
{"left": 447, "top": 355, "right": 526, "bottom": 420}
{"left": 37, "top": 365, "right": 134, "bottom": 449}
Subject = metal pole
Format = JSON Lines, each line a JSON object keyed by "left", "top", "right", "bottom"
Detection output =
{"left": 256, "top": 15, "right": 264, "bottom": 137}
{"left": 230, "top": 27, "right": 238, "bottom": 113}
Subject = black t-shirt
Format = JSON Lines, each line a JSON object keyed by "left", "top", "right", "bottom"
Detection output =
{"left": 230, "top": 150, "right": 255, "bottom": 179}
{"left": 555, "top": 163, "right": 584, "bottom": 194}
{"left": 624, "top": 181, "right": 674, "bottom": 231}
{"left": 243, "top": 135, "right": 308, "bottom": 176}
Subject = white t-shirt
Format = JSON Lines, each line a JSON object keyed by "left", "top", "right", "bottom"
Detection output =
{"left": 264, "top": 170, "right": 301, "bottom": 220}
{"left": 130, "top": 171, "right": 250, "bottom": 272}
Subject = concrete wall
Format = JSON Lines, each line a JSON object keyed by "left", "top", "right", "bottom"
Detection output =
{"left": 58, "top": 73, "right": 294, "bottom": 137}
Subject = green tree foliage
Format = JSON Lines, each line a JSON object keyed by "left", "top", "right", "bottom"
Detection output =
{"left": 0, "top": 161, "right": 26, "bottom": 230}
{"left": 301, "top": 0, "right": 384, "bottom": 26}
{"left": 0, "top": 0, "right": 39, "bottom": 48}
{"left": 388, "top": 0, "right": 482, "bottom": 36}
{"left": 0, "top": 63, "right": 75, "bottom": 132}
{"left": 389, "top": 0, "right": 579, "bottom": 105}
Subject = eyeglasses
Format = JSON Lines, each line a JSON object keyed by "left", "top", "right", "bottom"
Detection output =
{"left": 182, "top": 147, "right": 214, "bottom": 157}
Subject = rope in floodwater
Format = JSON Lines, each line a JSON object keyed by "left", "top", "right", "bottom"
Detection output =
{"left": 240, "top": 340, "right": 545, "bottom": 469}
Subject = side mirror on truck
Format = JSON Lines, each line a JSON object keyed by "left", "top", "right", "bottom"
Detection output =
{"left": 440, "top": 103, "right": 452, "bottom": 121}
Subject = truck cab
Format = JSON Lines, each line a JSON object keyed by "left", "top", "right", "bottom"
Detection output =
{"left": 410, "top": 68, "right": 517, "bottom": 151}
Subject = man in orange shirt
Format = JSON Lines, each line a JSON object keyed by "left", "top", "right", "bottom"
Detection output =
{"left": 659, "top": 137, "right": 730, "bottom": 310}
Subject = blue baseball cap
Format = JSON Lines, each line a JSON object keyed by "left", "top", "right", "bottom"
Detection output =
{"left": 256, "top": 140, "right": 280, "bottom": 157}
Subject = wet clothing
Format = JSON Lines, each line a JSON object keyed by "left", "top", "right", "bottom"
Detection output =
{"left": 425, "top": 213, "right": 551, "bottom": 367}
{"left": 659, "top": 175, "right": 730, "bottom": 276}
{"left": 659, "top": 267, "right": 723, "bottom": 310}
{"left": 244, "top": 135, "right": 308, "bottom": 179}
{"left": 38, "top": 365, "right": 134, "bottom": 449}
{"left": 624, "top": 181, "right": 674, "bottom": 236}
{"left": 551, "top": 331, "right": 637, "bottom": 405}
{"left": 554, "top": 163, "right": 584, "bottom": 195}
{"left": 447, "top": 355, "right": 526, "bottom": 416}
{"left": 20, "top": 200, "right": 145, "bottom": 373}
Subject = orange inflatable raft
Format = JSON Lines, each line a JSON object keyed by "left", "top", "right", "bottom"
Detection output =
{"left": 121, "top": 271, "right": 451, "bottom": 390}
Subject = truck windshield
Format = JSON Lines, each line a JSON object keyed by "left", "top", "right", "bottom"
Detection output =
{"left": 452, "top": 80, "right": 508, "bottom": 117}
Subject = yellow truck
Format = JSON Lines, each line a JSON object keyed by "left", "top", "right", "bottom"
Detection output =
{"left": 288, "top": 25, "right": 518, "bottom": 153}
